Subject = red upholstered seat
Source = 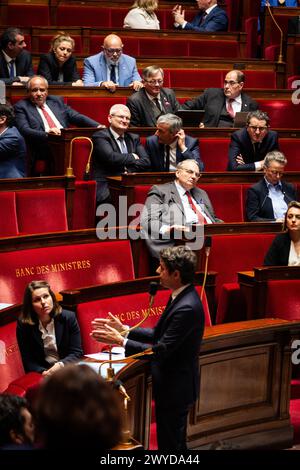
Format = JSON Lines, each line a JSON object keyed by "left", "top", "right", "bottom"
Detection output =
{"left": 110, "top": 8, "right": 129, "bottom": 27}
{"left": 72, "top": 181, "right": 96, "bottom": 229}
{"left": 169, "top": 69, "right": 223, "bottom": 88}
{"left": 265, "top": 280, "right": 300, "bottom": 321}
{"left": 189, "top": 40, "right": 238, "bottom": 58}
{"left": 16, "top": 189, "right": 68, "bottom": 234}
{"left": 32, "top": 35, "right": 83, "bottom": 54}
{"left": 200, "top": 184, "right": 244, "bottom": 223}
{"left": 0, "top": 192, "right": 18, "bottom": 237}
{"left": 257, "top": 99, "right": 300, "bottom": 129}
{"left": 243, "top": 71, "right": 276, "bottom": 89}
{"left": 245, "top": 17, "right": 259, "bottom": 58}
{"left": 57, "top": 6, "right": 110, "bottom": 27}
{"left": 89, "top": 36, "right": 139, "bottom": 56}
{"left": 139, "top": 38, "right": 189, "bottom": 56}
{"left": 288, "top": 75, "right": 300, "bottom": 89}
{"left": 0, "top": 240, "right": 135, "bottom": 304}
{"left": 7, "top": 5, "right": 50, "bottom": 26}
{"left": 77, "top": 285, "right": 211, "bottom": 354}
{"left": 199, "top": 138, "right": 230, "bottom": 172}
{"left": 70, "top": 138, "right": 93, "bottom": 180}
{"left": 278, "top": 139, "right": 300, "bottom": 171}
{"left": 65, "top": 97, "right": 127, "bottom": 125}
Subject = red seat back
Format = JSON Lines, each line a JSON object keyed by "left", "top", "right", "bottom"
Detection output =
{"left": 265, "top": 280, "right": 300, "bottom": 321}
{"left": 0, "top": 321, "right": 25, "bottom": 393}
{"left": 278, "top": 139, "right": 300, "bottom": 171}
{"left": 7, "top": 5, "right": 50, "bottom": 26}
{"left": 200, "top": 184, "right": 244, "bottom": 222}
{"left": 0, "top": 192, "right": 18, "bottom": 237}
{"left": 65, "top": 97, "right": 127, "bottom": 125}
{"left": 16, "top": 190, "right": 68, "bottom": 234}
{"left": 258, "top": 99, "right": 300, "bottom": 129}
{"left": 72, "top": 181, "right": 96, "bottom": 229}
{"left": 57, "top": 6, "right": 110, "bottom": 27}
{"left": 169, "top": 69, "right": 223, "bottom": 88}
{"left": 199, "top": 138, "right": 230, "bottom": 171}
{"left": 0, "top": 240, "right": 135, "bottom": 304}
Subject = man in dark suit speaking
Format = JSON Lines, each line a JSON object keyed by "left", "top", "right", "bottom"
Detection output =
{"left": 146, "top": 113, "right": 204, "bottom": 171}
{"left": 127, "top": 65, "right": 180, "bottom": 127}
{"left": 182, "top": 70, "right": 258, "bottom": 127}
{"left": 14, "top": 75, "right": 103, "bottom": 174}
{"left": 91, "top": 245, "right": 205, "bottom": 451}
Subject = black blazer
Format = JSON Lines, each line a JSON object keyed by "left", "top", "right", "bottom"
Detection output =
{"left": 0, "top": 50, "right": 34, "bottom": 84}
{"left": 126, "top": 88, "right": 180, "bottom": 127}
{"left": 145, "top": 134, "right": 204, "bottom": 171}
{"left": 182, "top": 88, "right": 258, "bottom": 127}
{"left": 246, "top": 178, "right": 297, "bottom": 221}
{"left": 92, "top": 127, "right": 150, "bottom": 202}
{"left": 125, "top": 284, "right": 205, "bottom": 408}
{"left": 228, "top": 127, "right": 279, "bottom": 171}
{"left": 37, "top": 52, "right": 81, "bottom": 85}
{"left": 264, "top": 232, "right": 291, "bottom": 266}
{"left": 16, "top": 310, "right": 83, "bottom": 373}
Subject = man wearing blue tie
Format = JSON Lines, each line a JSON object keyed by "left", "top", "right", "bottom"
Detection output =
{"left": 173, "top": 0, "right": 228, "bottom": 32}
{"left": 0, "top": 28, "right": 33, "bottom": 85}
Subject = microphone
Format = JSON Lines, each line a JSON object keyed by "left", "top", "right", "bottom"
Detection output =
{"left": 265, "top": 1, "right": 284, "bottom": 63}
{"left": 113, "top": 379, "right": 130, "bottom": 401}
{"left": 201, "top": 236, "right": 212, "bottom": 300}
{"left": 204, "top": 236, "right": 212, "bottom": 257}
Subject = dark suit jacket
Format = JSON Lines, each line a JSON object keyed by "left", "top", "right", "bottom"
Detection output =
{"left": 228, "top": 127, "right": 279, "bottom": 171}
{"left": 127, "top": 88, "right": 180, "bottom": 127}
{"left": 125, "top": 284, "right": 204, "bottom": 408}
{"left": 92, "top": 127, "right": 150, "bottom": 203}
{"left": 288, "top": 17, "right": 300, "bottom": 34}
{"left": 14, "top": 95, "right": 99, "bottom": 163}
{"left": 264, "top": 232, "right": 291, "bottom": 266}
{"left": 141, "top": 181, "right": 222, "bottom": 258}
{"left": 0, "top": 50, "right": 34, "bottom": 84}
{"left": 178, "top": 6, "right": 228, "bottom": 32}
{"left": 37, "top": 52, "right": 81, "bottom": 85}
{"left": 246, "top": 178, "right": 296, "bottom": 221}
{"left": 0, "top": 126, "right": 26, "bottom": 178}
{"left": 16, "top": 310, "right": 83, "bottom": 373}
{"left": 145, "top": 134, "right": 204, "bottom": 171}
{"left": 182, "top": 88, "right": 258, "bottom": 127}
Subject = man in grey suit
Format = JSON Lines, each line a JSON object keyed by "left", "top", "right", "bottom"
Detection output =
{"left": 83, "top": 34, "right": 142, "bottom": 91}
{"left": 182, "top": 70, "right": 258, "bottom": 127}
{"left": 127, "top": 65, "right": 180, "bottom": 127}
{"left": 141, "top": 159, "right": 222, "bottom": 259}
{"left": 0, "top": 27, "right": 33, "bottom": 85}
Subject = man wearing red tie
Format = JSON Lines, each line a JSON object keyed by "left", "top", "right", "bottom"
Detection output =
{"left": 141, "top": 159, "right": 222, "bottom": 259}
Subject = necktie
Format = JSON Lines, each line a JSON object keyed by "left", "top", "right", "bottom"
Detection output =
{"left": 110, "top": 64, "right": 116, "bottom": 83}
{"left": 40, "top": 105, "right": 57, "bottom": 129}
{"left": 200, "top": 12, "right": 207, "bottom": 25}
{"left": 253, "top": 142, "right": 260, "bottom": 156}
{"left": 153, "top": 97, "right": 161, "bottom": 112}
{"left": 165, "top": 145, "right": 170, "bottom": 171}
{"left": 185, "top": 191, "right": 206, "bottom": 225}
{"left": 226, "top": 98, "right": 235, "bottom": 118}
{"left": 9, "top": 59, "right": 15, "bottom": 78}
{"left": 118, "top": 136, "right": 127, "bottom": 153}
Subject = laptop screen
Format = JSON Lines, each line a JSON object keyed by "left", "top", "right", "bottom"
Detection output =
{"left": 176, "top": 110, "right": 205, "bottom": 127}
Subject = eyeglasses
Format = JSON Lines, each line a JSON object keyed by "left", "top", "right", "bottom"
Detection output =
{"left": 111, "top": 114, "right": 130, "bottom": 121}
{"left": 181, "top": 168, "right": 201, "bottom": 178}
{"left": 224, "top": 80, "right": 239, "bottom": 86}
{"left": 248, "top": 125, "right": 268, "bottom": 132}
{"left": 144, "top": 79, "right": 164, "bottom": 86}
{"left": 267, "top": 169, "right": 284, "bottom": 177}
{"left": 103, "top": 47, "right": 123, "bottom": 55}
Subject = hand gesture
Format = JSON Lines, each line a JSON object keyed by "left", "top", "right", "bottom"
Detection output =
{"left": 91, "top": 312, "right": 125, "bottom": 333}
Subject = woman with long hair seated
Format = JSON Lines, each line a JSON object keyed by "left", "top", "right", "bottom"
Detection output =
{"left": 264, "top": 200, "right": 300, "bottom": 266}
{"left": 123, "top": 0, "right": 160, "bottom": 29}
{"left": 16, "top": 280, "right": 83, "bottom": 376}
{"left": 37, "top": 32, "right": 83, "bottom": 86}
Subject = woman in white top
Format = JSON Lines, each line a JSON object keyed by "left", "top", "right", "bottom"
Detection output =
{"left": 123, "top": 0, "right": 160, "bottom": 29}
{"left": 264, "top": 201, "right": 300, "bottom": 266}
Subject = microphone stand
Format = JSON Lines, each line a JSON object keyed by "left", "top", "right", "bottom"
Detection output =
{"left": 201, "top": 237, "right": 211, "bottom": 301}
{"left": 265, "top": 1, "right": 284, "bottom": 63}
{"left": 66, "top": 136, "right": 93, "bottom": 178}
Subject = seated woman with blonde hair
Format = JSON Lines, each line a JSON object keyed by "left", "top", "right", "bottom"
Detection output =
{"left": 123, "top": 0, "right": 160, "bottom": 29}
{"left": 37, "top": 32, "right": 83, "bottom": 86}
{"left": 264, "top": 200, "right": 300, "bottom": 266}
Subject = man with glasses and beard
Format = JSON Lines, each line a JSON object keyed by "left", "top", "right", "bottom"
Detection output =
{"left": 181, "top": 70, "right": 258, "bottom": 128}
{"left": 228, "top": 110, "right": 279, "bottom": 171}
{"left": 83, "top": 34, "right": 142, "bottom": 91}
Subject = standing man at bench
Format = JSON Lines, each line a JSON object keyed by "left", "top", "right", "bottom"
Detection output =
{"left": 83, "top": 34, "right": 143, "bottom": 91}
{"left": 92, "top": 104, "right": 150, "bottom": 205}
{"left": 14, "top": 75, "right": 103, "bottom": 175}
{"left": 127, "top": 65, "right": 180, "bottom": 127}
{"left": 181, "top": 70, "right": 258, "bottom": 128}
{"left": 91, "top": 245, "right": 205, "bottom": 451}
{"left": 0, "top": 27, "right": 33, "bottom": 86}
{"left": 146, "top": 113, "right": 204, "bottom": 171}
{"left": 173, "top": 0, "right": 228, "bottom": 32}
{"left": 228, "top": 110, "right": 279, "bottom": 171}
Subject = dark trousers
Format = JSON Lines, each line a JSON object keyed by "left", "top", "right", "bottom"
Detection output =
{"left": 155, "top": 404, "right": 190, "bottom": 451}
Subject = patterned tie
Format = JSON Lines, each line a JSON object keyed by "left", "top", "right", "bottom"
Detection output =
{"left": 110, "top": 64, "right": 116, "bottom": 83}
{"left": 226, "top": 98, "right": 235, "bottom": 118}
{"left": 40, "top": 105, "right": 57, "bottom": 129}
{"left": 165, "top": 145, "right": 170, "bottom": 171}
{"left": 9, "top": 59, "right": 15, "bottom": 78}
{"left": 185, "top": 191, "right": 206, "bottom": 225}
